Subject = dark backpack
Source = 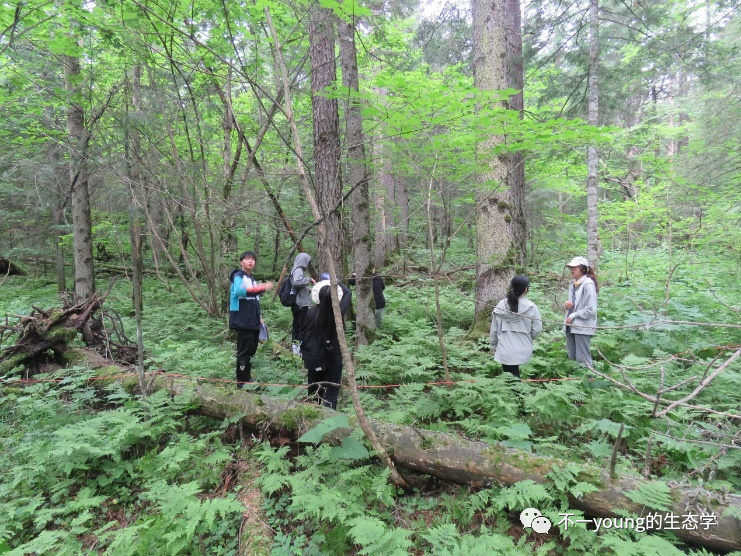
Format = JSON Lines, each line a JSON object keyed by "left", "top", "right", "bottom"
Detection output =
{"left": 278, "top": 276, "right": 297, "bottom": 307}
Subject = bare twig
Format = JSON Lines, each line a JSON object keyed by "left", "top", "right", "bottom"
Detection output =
{"left": 642, "top": 434, "right": 654, "bottom": 478}
{"left": 609, "top": 423, "right": 624, "bottom": 477}
{"left": 586, "top": 356, "right": 741, "bottom": 420}
{"left": 656, "top": 346, "right": 741, "bottom": 417}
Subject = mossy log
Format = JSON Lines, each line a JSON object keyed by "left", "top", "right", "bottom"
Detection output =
{"left": 94, "top": 369, "right": 739, "bottom": 553}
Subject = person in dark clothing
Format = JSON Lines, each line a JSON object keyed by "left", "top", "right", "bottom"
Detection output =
{"left": 349, "top": 268, "right": 386, "bottom": 328}
{"left": 302, "top": 280, "right": 352, "bottom": 409}
{"left": 372, "top": 268, "right": 386, "bottom": 328}
{"left": 229, "top": 251, "right": 273, "bottom": 387}
{"left": 290, "top": 253, "right": 314, "bottom": 355}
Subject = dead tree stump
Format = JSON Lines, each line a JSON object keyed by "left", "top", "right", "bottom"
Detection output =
{"left": 0, "top": 293, "right": 137, "bottom": 376}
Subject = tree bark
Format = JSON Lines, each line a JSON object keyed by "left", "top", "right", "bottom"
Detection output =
{"left": 338, "top": 17, "right": 375, "bottom": 346}
{"left": 62, "top": 52, "right": 95, "bottom": 301}
{"left": 586, "top": 0, "right": 600, "bottom": 267}
{"left": 99, "top": 370, "right": 741, "bottom": 553}
{"left": 266, "top": 7, "right": 407, "bottom": 488}
{"left": 471, "top": 0, "right": 526, "bottom": 325}
{"left": 127, "top": 64, "right": 147, "bottom": 395}
{"left": 309, "top": 6, "right": 343, "bottom": 276}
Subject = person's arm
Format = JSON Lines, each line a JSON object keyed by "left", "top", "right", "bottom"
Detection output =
{"left": 531, "top": 306, "right": 543, "bottom": 339}
{"left": 245, "top": 282, "right": 273, "bottom": 295}
{"left": 241, "top": 275, "right": 273, "bottom": 296}
{"left": 489, "top": 313, "right": 499, "bottom": 351}
{"left": 292, "top": 268, "right": 311, "bottom": 288}
{"left": 563, "top": 283, "right": 574, "bottom": 311}
{"left": 339, "top": 283, "right": 352, "bottom": 315}
{"left": 230, "top": 278, "right": 243, "bottom": 299}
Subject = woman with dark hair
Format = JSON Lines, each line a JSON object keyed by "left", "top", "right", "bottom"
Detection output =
{"left": 301, "top": 280, "right": 352, "bottom": 409}
{"left": 489, "top": 275, "right": 543, "bottom": 378}
{"left": 563, "top": 257, "right": 599, "bottom": 368}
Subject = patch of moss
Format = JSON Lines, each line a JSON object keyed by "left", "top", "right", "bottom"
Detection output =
{"left": 279, "top": 406, "right": 322, "bottom": 431}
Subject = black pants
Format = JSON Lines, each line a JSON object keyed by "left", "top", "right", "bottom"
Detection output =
{"left": 291, "top": 305, "right": 308, "bottom": 343}
{"left": 307, "top": 349, "right": 342, "bottom": 409}
{"left": 502, "top": 364, "right": 520, "bottom": 378}
{"left": 236, "top": 329, "right": 259, "bottom": 387}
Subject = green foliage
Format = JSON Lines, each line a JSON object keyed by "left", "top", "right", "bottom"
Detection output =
{"left": 0, "top": 383, "right": 241, "bottom": 554}
{"left": 2, "top": 246, "right": 740, "bottom": 554}
{"left": 625, "top": 481, "right": 675, "bottom": 512}
{"left": 490, "top": 480, "right": 553, "bottom": 512}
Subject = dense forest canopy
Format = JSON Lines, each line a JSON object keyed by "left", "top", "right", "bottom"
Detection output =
{"left": 1, "top": 0, "right": 740, "bottom": 553}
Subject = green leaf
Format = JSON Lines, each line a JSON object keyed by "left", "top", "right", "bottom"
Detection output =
{"left": 297, "top": 415, "right": 350, "bottom": 443}
{"left": 329, "top": 437, "right": 369, "bottom": 461}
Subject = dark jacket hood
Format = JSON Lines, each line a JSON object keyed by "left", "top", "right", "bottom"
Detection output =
{"left": 229, "top": 268, "right": 241, "bottom": 283}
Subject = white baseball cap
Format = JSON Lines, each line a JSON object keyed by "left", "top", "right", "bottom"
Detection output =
{"left": 566, "top": 256, "right": 590, "bottom": 268}
{"left": 311, "top": 280, "right": 344, "bottom": 305}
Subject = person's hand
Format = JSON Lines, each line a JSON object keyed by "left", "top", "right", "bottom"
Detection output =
{"left": 565, "top": 317, "right": 572, "bottom": 325}
{"left": 311, "top": 278, "right": 317, "bottom": 285}
{"left": 264, "top": 281, "right": 274, "bottom": 290}
{"left": 564, "top": 300, "right": 574, "bottom": 310}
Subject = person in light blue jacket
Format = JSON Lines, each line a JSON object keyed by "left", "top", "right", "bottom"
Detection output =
{"left": 563, "top": 256, "right": 599, "bottom": 368}
{"left": 490, "top": 275, "right": 543, "bottom": 378}
{"left": 229, "top": 251, "right": 273, "bottom": 387}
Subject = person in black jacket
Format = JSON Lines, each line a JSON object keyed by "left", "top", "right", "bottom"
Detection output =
{"left": 229, "top": 251, "right": 273, "bottom": 387}
{"left": 349, "top": 268, "right": 386, "bottom": 328}
{"left": 301, "top": 280, "right": 352, "bottom": 409}
{"left": 372, "top": 268, "right": 386, "bottom": 328}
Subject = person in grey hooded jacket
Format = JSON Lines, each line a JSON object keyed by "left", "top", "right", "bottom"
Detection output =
{"left": 290, "top": 252, "right": 315, "bottom": 353}
{"left": 563, "top": 256, "right": 598, "bottom": 368}
{"left": 490, "top": 275, "right": 543, "bottom": 378}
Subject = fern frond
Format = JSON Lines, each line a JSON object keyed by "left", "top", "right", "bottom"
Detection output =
{"left": 625, "top": 481, "right": 674, "bottom": 512}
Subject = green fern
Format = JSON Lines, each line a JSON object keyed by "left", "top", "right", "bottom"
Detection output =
{"left": 624, "top": 481, "right": 675, "bottom": 512}
{"left": 346, "top": 516, "right": 412, "bottom": 556}
{"left": 491, "top": 480, "right": 553, "bottom": 512}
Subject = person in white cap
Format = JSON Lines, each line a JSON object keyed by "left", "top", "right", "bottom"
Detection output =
{"left": 301, "top": 279, "right": 352, "bottom": 409}
{"left": 563, "top": 256, "right": 599, "bottom": 368}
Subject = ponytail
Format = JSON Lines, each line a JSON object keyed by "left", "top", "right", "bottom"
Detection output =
{"left": 581, "top": 265, "right": 599, "bottom": 293}
{"left": 507, "top": 275, "right": 530, "bottom": 313}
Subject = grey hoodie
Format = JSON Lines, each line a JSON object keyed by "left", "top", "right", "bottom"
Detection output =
{"left": 291, "top": 253, "right": 313, "bottom": 307}
{"left": 489, "top": 297, "right": 543, "bottom": 366}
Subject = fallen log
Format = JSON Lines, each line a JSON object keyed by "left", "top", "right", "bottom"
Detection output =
{"left": 92, "top": 369, "right": 738, "bottom": 553}
{"left": 0, "top": 257, "right": 25, "bottom": 276}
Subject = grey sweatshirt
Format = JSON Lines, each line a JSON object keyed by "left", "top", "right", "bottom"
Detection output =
{"left": 490, "top": 297, "right": 543, "bottom": 365}
{"left": 291, "top": 253, "right": 313, "bottom": 308}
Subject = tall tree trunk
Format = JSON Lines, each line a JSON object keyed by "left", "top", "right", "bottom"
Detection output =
{"left": 397, "top": 177, "right": 409, "bottom": 254}
{"left": 338, "top": 17, "right": 375, "bottom": 345}
{"left": 219, "top": 67, "right": 238, "bottom": 307}
{"left": 310, "top": 6, "right": 342, "bottom": 275}
{"left": 505, "top": 0, "right": 526, "bottom": 265}
{"left": 372, "top": 88, "right": 395, "bottom": 269}
{"left": 586, "top": 0, "right": 600, "bottom": 266}
{"left": 62, "top": 52, "right": 95, "bottom": 301}
{"left": 266, "top": 7, "right": 407, "bottom": 488}
{"left": 471, "top": 0, "right": 525, "bottom": 326}
{"left": 127, "top": 64, "right": 147, "bottom": 396}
